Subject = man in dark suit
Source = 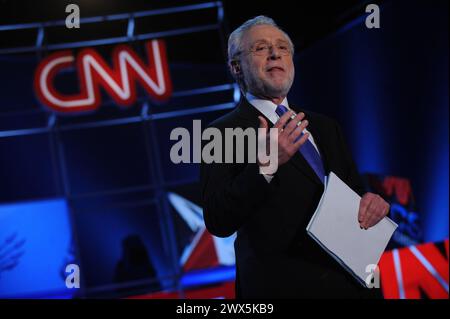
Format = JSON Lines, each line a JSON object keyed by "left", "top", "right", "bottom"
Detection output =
{"left": 200, "top": 16, "right": 389, "bottom": 298}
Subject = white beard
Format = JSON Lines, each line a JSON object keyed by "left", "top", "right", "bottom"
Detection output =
{"left": 244, "top": 68, "right": 294, "bottom": 98}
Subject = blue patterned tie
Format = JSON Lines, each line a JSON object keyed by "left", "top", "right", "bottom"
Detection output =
{"left": 275, "top": 105, "right": 325, "bottom": 183}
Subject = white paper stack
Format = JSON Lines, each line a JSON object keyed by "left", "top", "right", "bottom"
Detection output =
{"left": 306, "top": 172, "right": 398, "bottom": 286}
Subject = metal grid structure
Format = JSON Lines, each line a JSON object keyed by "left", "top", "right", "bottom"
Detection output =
{"left": 0, "top": 1, "right": 239, "bottom": 298}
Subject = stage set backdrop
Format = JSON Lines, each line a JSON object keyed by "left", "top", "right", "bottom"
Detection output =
{"left": 0, "top": 0, "right": 448, "bottom": 299}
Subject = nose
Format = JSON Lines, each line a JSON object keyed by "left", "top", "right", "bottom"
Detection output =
{"left": 268, "top": 46, "right": 281, "bottom": 60}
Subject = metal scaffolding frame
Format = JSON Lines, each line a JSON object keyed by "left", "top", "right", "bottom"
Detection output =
{"left": 0, "top": 1, "right": 237, "bottom": 298}
{"left": 0, "top": 2, "right": 224, "bottom": 54}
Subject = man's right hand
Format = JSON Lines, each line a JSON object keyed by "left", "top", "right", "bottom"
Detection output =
{"left": 258, "top": 111, "right": 310, "bottom": 173}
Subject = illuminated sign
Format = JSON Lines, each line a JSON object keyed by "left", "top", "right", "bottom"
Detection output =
{"left": 380, "top": 239, "right": 449, "bottom": 299}
{"left": 34, "top": 40, "right": 172, "bottom": 113}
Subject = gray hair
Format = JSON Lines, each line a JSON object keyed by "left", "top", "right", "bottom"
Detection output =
{"left": 227, "top": 16, "right": 294, "bottom": 91}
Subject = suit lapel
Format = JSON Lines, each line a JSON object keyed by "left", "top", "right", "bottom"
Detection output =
{"left": 304, "top": 117, "right": 331, "bottom": 177}
{"left": 235, "top": 98, "right": 266, "bottom": 127}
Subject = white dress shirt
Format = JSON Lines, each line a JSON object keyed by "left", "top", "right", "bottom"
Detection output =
{"left": 246, "top": 92, "right": 321, "bottom": 183}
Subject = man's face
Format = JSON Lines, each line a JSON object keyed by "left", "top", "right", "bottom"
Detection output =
{"left": 239, "top": 25, "right": 295, "bottom": 99}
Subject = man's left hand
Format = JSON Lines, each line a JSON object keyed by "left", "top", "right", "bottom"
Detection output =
{"left": 358, "top": 192, "right": 390, "bottom": 230}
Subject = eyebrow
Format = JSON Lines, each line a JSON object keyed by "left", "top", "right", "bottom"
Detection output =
{"left": 252, "top": 39, "right": 290, "bottom": 46}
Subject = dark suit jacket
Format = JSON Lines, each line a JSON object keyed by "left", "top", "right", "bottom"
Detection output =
{"left": 200, "top": 98, "right": 382, "bottom": 298}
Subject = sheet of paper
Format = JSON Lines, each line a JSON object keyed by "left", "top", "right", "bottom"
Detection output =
{"left": 306, "top": 172, "right": 398, "bottom": 286}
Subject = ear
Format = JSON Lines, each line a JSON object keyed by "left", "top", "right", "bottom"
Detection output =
{"left": 230, "top": 60, "right": 241, "bottom": 76}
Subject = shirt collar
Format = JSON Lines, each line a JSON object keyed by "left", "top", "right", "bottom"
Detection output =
{"left": 245, "top": 92, "right": 289, "bottom": 125}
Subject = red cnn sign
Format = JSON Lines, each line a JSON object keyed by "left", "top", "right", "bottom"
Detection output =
{"left": 380, "top": 239, "right": 449, "bottom": 299}
{"left": 34, "top": 40, "right": 172, "bottom": 113}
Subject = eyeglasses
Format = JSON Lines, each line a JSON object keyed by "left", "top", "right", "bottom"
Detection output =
{"left": 247, "top": 42, "right": 292, "bottom": 56}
